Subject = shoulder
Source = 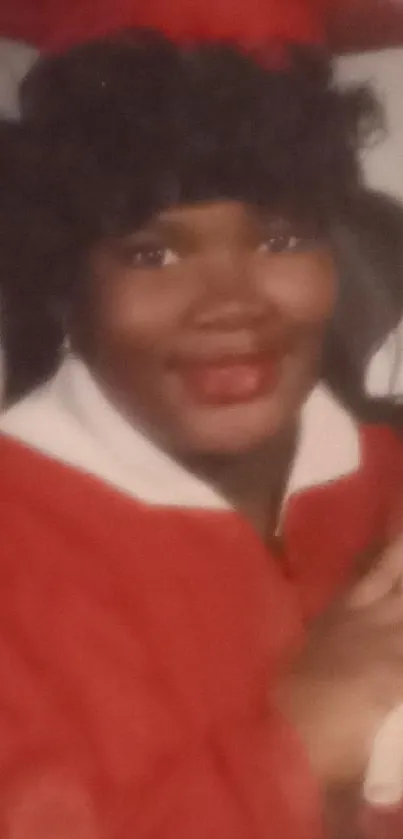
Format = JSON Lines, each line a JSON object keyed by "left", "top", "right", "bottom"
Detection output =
{"left": 0, "top": 431, "right": 102, "bottom": 505}
{"left": 0, "top": 433, "right": 151, "bottom": 555}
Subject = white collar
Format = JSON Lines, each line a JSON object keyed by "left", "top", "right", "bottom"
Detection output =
{"left": 0, "top": 357, "right": 361, "bottom": 510}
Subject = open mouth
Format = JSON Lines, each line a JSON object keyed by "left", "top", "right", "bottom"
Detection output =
{"left": 171, "top": 352, "right": 283, "bottom": 406}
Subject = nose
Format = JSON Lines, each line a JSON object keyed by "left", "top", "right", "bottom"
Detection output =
{"left": 192, "top": 249, "right": 268, "bottom": 330}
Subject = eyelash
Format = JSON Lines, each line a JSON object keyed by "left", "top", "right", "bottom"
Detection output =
{"left": 124, "top": 231, "right": 312, "bottom": 268}
{"left": 258, "top": 234, "right": 307, "bottom": 255}
{"left": 125, "top": 246, "right": 179, "bottom": 269}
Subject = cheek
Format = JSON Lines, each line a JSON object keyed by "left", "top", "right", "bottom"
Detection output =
{"left": 260, "top": 252, "right": 337, "bottom": 328}
{"left": 95, "top": 270, "right": 190, "bottom": 351}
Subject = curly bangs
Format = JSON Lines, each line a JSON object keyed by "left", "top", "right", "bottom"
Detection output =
{"left": 19, "top": 30, "right": 378, "bottom": 239}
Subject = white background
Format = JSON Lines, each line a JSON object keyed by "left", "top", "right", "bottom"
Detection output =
{"left": 336, "top": 49, "right": 403, "bottom": 395}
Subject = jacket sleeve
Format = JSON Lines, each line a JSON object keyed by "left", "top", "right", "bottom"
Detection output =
{"left": 0, "top": 501, "right": 323, "bottom": 839}
{"left": 0, "top": 683, "right": 323, "bottom": 839}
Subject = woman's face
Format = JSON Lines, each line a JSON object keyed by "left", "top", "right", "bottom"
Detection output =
{"left": 76, "top": 200, "right": 336, "bottom": 455}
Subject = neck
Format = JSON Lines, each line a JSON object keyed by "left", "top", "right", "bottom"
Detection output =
{"left": 184, "top": 425, "right": 298, "bottom": 540}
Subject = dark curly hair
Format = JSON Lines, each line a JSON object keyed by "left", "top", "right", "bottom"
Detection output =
{"left": 1, "top": 29, "right": 402, "bottom": 422}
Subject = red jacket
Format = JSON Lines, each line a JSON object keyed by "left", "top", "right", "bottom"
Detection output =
{"left": 0, "top": 361, "right": 401, "bottom": 838}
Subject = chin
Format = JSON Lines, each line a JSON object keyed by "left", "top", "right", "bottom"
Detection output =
{"left": 175, "top": 398, "right": 288, "bottom": 456}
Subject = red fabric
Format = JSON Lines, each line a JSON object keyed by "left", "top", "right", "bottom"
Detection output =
{"left": 0, "top": 0, "right": 324, "bottom": 52}
{"left": 328, "top": 0, "right": 403, "bottom": 53}
{"left": 46, "top": 0, "right": 324, "bottom": 52}
{"left": 360, "top": 803, "right": 403, "bottom": 839}
{"left": 0, "top": 1, "right": 46, "bottom": 46}
{"left": 0, "top": 424, "right": 401, "bottom": 838}
{"left": 4, "top": 0, "right": 403, "bottom": 54}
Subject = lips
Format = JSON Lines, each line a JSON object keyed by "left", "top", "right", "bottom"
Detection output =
{"left": 171, "top": 352, "right": 282, "bottom": 406}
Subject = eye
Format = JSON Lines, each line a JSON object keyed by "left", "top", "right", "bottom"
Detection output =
{"left": 258, "top": 233, "right": 306, "bottom": 255}
{"left": 125, "top": 245, "right": 179, "bottom": 269}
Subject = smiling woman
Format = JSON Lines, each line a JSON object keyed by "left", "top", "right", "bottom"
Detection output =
{"left": 79, "top": 199, "right": 335, "bottom": 456}
{"left": 1, "top": 29, "right": 403, "bottom": 839}
{"left": 0, "top": 34, "right": 378, "bottom": 411}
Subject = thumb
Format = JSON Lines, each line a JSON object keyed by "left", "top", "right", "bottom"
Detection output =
{"left": 347, "top": 530, "right": 403, "bottom": 610}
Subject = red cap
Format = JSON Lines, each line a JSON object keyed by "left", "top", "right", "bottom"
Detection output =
{"left": 43, "top": 0, "right": 325, "bottom": 53}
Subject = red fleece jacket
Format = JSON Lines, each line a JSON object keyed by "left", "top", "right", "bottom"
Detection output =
{"left": 0, "top": 425, "right": 401, "bottom": 838}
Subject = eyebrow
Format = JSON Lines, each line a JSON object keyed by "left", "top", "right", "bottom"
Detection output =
{"left": 139, "top": 215, "right": 202, "bottom": 251}
{"left": 154, "top": 215, "right": 197, "bottom": 240}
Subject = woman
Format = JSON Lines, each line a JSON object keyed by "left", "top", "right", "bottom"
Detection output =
{"left": 1, "top": 31, "right": 403, "bottom": 839}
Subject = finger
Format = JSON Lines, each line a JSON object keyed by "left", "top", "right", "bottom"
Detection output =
{"left": 348, "top": 532, "right": 403, "bottom": 609}
{"left": 382, "top": 530, "right": 403, "bottom": 579}
{"left": 386, "top": 496, "right": 403, "bottom": 545}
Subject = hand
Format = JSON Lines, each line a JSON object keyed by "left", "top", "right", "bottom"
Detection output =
{"left": 348, "top": 531, "right": 403, "bottom": 609}
{"left": 277, "top": 580, "right": 403, "bottom": 790}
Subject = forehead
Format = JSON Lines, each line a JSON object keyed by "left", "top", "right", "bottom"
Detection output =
{"left": 157, "top": 201, "right": 259, "bottom": 233}
{"left": 138, "top": 200, "right": 322, "bottom": 242}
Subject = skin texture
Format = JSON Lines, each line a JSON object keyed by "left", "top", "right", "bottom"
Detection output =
{"left": 74, "top": 200, "right": 336, "bottom": 456}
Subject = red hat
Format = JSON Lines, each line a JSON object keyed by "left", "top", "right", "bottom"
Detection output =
{"left": 44, "top": 0, "right": 325, "bottom": 53}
